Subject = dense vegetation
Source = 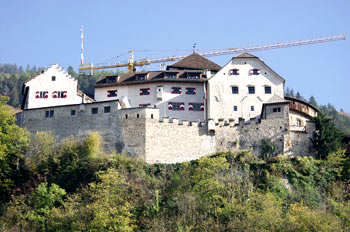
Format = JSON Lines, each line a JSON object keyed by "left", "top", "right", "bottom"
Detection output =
{"left": 0, "top": 96, "right": 349, "bottom": 231}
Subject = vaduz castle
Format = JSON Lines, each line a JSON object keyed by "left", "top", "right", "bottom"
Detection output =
{"left": 16, "top": 53, "right": 318, "bottom": 163}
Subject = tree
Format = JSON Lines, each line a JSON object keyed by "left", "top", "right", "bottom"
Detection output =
{"left": 309, "top": 96, "right": 318, "bottom": 107}
{"left": 311, "top": 113, "right": 343, "bottom": 159}
{"left": 259, "top": 138, "right": 276, "bottom": 160}
{"left": 2, "top": 182, "right": 66, "bottom": 232}
{"left": 0, "top": 96, "right": 29, "bottom": 203}
{"left": 296, "top": 91, "right": 302, "bottom": 100}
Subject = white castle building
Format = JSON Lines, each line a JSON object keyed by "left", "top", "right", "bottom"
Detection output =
{"left": 21, "top": 64, "right": 92, "bottom": 110}
{"left": 17, "top": 53, "right": 318, "bottom": 163}
{"left": 93, "top": 52, "right": 286, "bottom": 123}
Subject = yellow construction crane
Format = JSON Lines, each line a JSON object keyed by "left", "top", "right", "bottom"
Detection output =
{"left": 79, "top": 35, "right": 346, "bottom": 74}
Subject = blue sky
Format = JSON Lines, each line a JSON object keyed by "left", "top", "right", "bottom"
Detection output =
{"left": 1, "top": 0, "right": 349, "bottom": 111}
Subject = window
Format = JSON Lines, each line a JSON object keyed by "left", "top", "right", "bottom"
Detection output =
{"left": 104, "top": 106, "right": 111, "bottom": 113}
{"left": 136, "top": 75, "right": 146, "bottom": 81}
{"left": 140, "top": 88, "right": 150, "bottom": 95}
{"left": 71, "top": 110, "right": 76, "bottom": 116}
{"left": 265, "top": 86, "right": 271, "bottom": 94}
{"left": 296, "top": 119, "right": 302, "bottom": 127}
{"left": 232, "top": 86, "right": 239, "bottom": 94}
{"left": 107, "top": 90, "right": 117, "bottom": 97}
{"left": 249, "top": 69, "right": 260, "bottom": 75}
{"left": 171, "top": 87, "right": 182, "bottom": 94}
{"left": 45, "top": 111, "right": 49, "bottom": 118}
{"left": 168, "top": 102, "right": 184, "bottom": 111}
{"left": 49, "top": 110, "right": 54, "bottom": 118}
{"left": 229, "top": 69, "right": 239, "bottom": 75}
{"left": 185, "top": 88, "right": 196, "bottom": 95}
{"left": 36, "top": 91, "right": 48, "bottom": 99}
{"left": 251, "top": 106, "right": 255, "bottom": 111}
{"left": 166, "top": 73, "right": 177, "bottom": 79}
{"left": 273, "top": 107, "right": 281, "bottom": 113}
{"left": 139, "top": 103, "right": 151, "bottom": 107}
{"left": 91, "top": 108, "right": 98, "bottom": 114}
{"left": 189, "top": 103, "right": 204, "bottom": 111}
{"left": 233, "top": 106, "right": 238, "bottom": 111}
{"left": 187, "top": 73, "right": 200, "bottom": 79}
{"left": 248, "top": 86, "right": 255, "bottom": 94}
{"left": 52, "top": 76, "right": 56, "bottom": 81}
{"left": 53, "top": 91, "right": 67, "bottom": 98}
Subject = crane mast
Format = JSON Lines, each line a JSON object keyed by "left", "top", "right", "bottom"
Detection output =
{"left": 79, "top": 35, "right": 345, "bottom": 73}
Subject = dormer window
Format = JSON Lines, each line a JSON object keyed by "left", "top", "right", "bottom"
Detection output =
{"left": 136, "top": 75, "right": 146, "bottom": 81}
{"left": 229, "top": 69, "right": 239, "bottom": 75}
{"left": 52, "top": 76, "right": 56, "bottom": 81}
{"left": 185, "top": 88, "right": 196, "bottom": 95}
{"left": 171, "top": 87, "right": 182, "bottom": 94}
{"left": 166, "top": 73, "right": 177, "bottom": 79}
{"left": 249, "top": 69, "right": 260, "bottom": 75}
{"left": 187, "top": 74, "right": 200, "bottom": 79}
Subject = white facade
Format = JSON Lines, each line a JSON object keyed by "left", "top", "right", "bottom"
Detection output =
{"left": 207, "top": 55, "right": 285, "bottom": 122}
{"left": 95, "top": 82, "right": 206, "bottom": 121}
{"left": 23, "top": 64, "right": 91, "bottom": 109}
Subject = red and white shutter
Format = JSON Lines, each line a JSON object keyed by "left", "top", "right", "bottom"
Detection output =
{"left": 35, "top": 91, "right": 40, "bottom": 98}
{"left": 180, "top": 102, "right": 185, "bottom": 111}
{"left": 188, "top": 103, "right": 193, "bottom": 111}
{"left": 52, "top": 91, "right": 57, "bottom": 98}
{"left": 168, "top": 102, "right": 173, "bottom": 110}
{"left": 200, "top": 103, "right": 204, "bottom": 111}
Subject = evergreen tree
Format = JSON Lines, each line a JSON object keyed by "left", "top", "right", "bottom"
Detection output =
{"left": 311, "top": 113, "right": 343, "bottom": 159}
{"left": 309, "top": 96, "right": 318, "bottom": 107}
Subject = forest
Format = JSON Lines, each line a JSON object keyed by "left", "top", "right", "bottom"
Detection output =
{"left": 0, "top": 64, "right": 349, "bottom": 231}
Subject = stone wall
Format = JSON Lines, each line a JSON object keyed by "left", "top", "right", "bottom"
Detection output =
{"left": 17, "top": 101, "right": 157, "bottom": 158}
{"left": 17, "top": 101, "right": 315, "bottom": 164}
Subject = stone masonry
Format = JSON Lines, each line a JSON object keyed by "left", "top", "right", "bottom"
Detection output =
{"left": 16, "top": 100, "right": 315, "bottom": 164}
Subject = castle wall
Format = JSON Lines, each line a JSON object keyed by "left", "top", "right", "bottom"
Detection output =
{"left": 144, "top": 120, "right": 217, "bottom": 163}
{"left": 17, "top": 101, "right": 315, "bottom": 164}
{"left": 17, "top": 101, "right": 158, "bottom": 158}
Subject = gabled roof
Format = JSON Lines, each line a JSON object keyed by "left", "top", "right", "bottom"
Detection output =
{"left": 232, "top": 53, "right": 285, "bottom": 83}
{"left": 24, "top": 64, "right": 67, "bottom": 84}
{"left": 265, "top": 95, "right": 289, "bottom": 104}
{"left": 95, "top": 69, "right": 208, "bottom": 87}
{"left": 167, "top": 53, "right": 221, "bottom": 71}
{"left": 234, "top": 53, "right": 258, "bottom": 58}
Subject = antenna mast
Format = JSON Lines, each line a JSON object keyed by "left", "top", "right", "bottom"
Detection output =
{"left": 80, "top": 25, "right": 84, "bottom": 65}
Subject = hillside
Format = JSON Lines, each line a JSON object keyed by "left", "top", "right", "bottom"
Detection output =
{"left": 0, "top": 86, "right": 348, "bottom": 231}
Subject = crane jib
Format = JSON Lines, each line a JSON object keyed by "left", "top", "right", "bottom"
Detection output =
{"left": 78, "top": 35, "right": 345, "bottom": 72}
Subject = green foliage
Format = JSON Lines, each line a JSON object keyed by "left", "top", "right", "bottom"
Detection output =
{"left": 0, "top": 96, "right": 29, "bottom": 203}
{"left": 259, "top": 138, "right": 276, "bottom": 160}
{"left": 311, "top": 113, "right": 343, "bottom": 159}
{"left": 0, "top": 130, "right": 349, "bottom": 231}
{"left": 2, "top": 182, "right": 65, "bottom": 232}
